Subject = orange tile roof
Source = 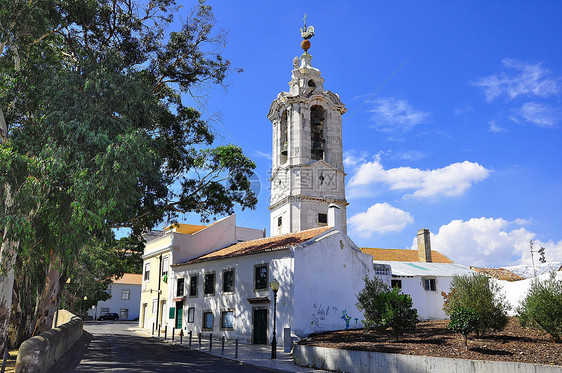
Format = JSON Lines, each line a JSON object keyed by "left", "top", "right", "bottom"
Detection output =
{"left": 113, "top": 273, "right": 142, "bottom": 285}
{"left": 469, "top": 267, "right": 525, "bottom": 281}
{"left": 360, "top": 248, "right": 454, "bottom": 263}
{"left": 174, "top": 226, "right": 333, "bottom": 266}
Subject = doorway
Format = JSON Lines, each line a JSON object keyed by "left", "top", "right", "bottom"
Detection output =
{"left": 175, "top": 301, "right": 183, "bottom": 329}
{"left": 253, "top": 308, "right": 268, "bottom": 344}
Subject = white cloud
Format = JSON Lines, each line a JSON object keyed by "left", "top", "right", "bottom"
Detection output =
{"left": 519, "top": 102, "right": 560, "bottom": 127}
{"left": 254, "top": 150, "right": 272, "bottom": 160}
{"left": 474, "top": 58, "right": 560, "bottom": 102}
{"left": 419, "top": 217, "right": 562, "bottom": 267}
{"left": 348, "top": 203, "right": 413, "bottom": 237}
{"left": 368, "top": 97, "right": 430, "bottom": 133}
{"left": 489, "top": 120, "right": 507, "bottom": 133}
{"left": 348, "top": 159, "right": 491, "bottom": 199}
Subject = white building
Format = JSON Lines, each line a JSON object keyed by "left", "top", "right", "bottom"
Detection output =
{"left": 169, "top": 206, "right": 373, "bottom": 344}
{"left": 361, "top": 229, "right": 475, "bottom": 320}
{"left": 88, "top": 273, "right": 142, "bottom": 320}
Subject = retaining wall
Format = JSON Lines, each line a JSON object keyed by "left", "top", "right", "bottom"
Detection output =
{"left": 294, "top": 344, "right": 562, "bottom": 373}
{"left": 15, "top": 313, "right": 83, "bottom": 373}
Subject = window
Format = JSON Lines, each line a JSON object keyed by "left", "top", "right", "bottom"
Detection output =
{"left": 187, "top": 307, "right": 195, "bottom": 323}
{"left": 101, "top": 307, "right": 110, "bottom": 315}
{"left": 277, "top": 216, "right": 282, "bottom": 227}
{"left": 204, "top": 273, "right": 215, "bottom": 295}
{"left": 144, "top": 263, "right": 150, "bottom": 281}
{"left": 391, "top": 280, "right": 402, "bottom": 289}
{"left": 318, "top": 213, "right": 327, "bottom": 225}
{"left": 255, "top": 265, "right": 268, "bottom": 291}
{"left": 121, "top": 290, "right": 130, "bottom": 300}
{"left": 223, "top": 270, "right": 234, "bottom": 293}
{"left": 162, "top": 256, "right": 169, "bottom": 277}
{"left": 424, "top": 278, "right": 436, "bottom": 291}
{"left": 120, "top": 309, "right": 129, "bottom": 320}
{"left": 203, "top": 311, "right": 214, "bottom": 330}
{"left": 176, "top": 278, "right": 185, "bottom": 296}
{"left": 189, "top": 275, "right": 198, "bottom": 297}
{"left": 152, "top": 299, "right": 157, "bottom": 314}
{"left": 221, "top": 310, "right": 234, "bottom": 329}
{"left": 374, "top": 264, "right": 390, "bottom": 276}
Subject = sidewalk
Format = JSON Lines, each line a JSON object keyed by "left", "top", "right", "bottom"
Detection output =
{"left": 129, "top": 327, "right": 326, "bottom": 373}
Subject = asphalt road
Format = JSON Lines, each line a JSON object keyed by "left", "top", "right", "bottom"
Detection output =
{"left": 53, "top": 321, "right": 269, "bottom": 373}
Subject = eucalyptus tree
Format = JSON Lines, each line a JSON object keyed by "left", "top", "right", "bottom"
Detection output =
{"left": 0, "top": 0, "right": 256, "bottom": 349}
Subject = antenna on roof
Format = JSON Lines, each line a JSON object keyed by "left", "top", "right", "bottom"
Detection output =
{"left": 529, "top": 240, "right": 537, "bottom": 277}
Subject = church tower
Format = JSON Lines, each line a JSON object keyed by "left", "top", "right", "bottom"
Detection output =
{"left": 268, "top": 22, "right": 348, "bottom": 236}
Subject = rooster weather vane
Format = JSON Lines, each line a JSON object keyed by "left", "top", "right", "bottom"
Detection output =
{"left": 300, "top": 14, "right": 315, "bottom": 40}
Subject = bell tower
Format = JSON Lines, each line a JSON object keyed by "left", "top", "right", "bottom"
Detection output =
{"left": 268, "top": 21, "right": 348, "bottom": 236}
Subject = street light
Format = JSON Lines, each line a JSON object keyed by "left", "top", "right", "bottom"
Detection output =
{"left": 270, "top": 279, "right": 280, "bottom": 359}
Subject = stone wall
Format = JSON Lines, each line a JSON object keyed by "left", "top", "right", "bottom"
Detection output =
{"left": 15, "top": 313, "right": 83, "bottom": 373}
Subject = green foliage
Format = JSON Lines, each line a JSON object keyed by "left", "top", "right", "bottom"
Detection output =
{"left": 0, "top": 0, "right": 256, "bottom": 336}
{"left": 356, "top": 277, "right": 419, "bottom": 336}
{"left": 443, "top": 274, "right": 510, "bottom": 336}
{"left": 448, "top": 307, "right": 481, "bottom": 346}
{"left": 518, "top": 272, "right": 562, "bottom": 342}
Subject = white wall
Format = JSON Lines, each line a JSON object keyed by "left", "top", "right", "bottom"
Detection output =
{"left": 399, "top": 276, "right": 453, "bottom": 320}
{"left": 88, "top": 283, "right": 141, "bottom": 320}
{"left": 293, "top": 230, "right": 373, "bottom": 336}
{"left": 170, "top": 250, "right": 294, "bottom": 344}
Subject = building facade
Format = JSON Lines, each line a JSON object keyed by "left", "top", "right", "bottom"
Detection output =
{"left": 139, "top": 215, "right": 264, "bottom": 331}
{"left": 88, "top": 273, "right": 142, "bottom": 321}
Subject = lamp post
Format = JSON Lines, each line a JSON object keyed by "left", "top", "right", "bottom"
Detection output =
{"left": 270, "top": 279, "right": 280, "bottom": 359}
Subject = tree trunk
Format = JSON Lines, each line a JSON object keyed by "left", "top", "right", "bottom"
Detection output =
{"left": 30, "top": 254, "right": 62, "bottom": 336}
{"left": 0, "top": 241, "right": 16, "bottom": 354}
{"left": 8, "top": 270, "right": 32, "bottom": 348}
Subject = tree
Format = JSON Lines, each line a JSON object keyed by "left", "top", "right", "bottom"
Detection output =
{"left": 448, "top": 307, "right": 481, "bottom": 348}
{"left": 0, "top": 0, "right": 256, "bottom": 350}
{"left": 356, "top": 277, "right": 419, "bottom": 337}
{"left": 442, "top": 274, "right": 510, "bottom": 336}
{"left": 518, "top": 272, "right": 562, "bottom": 342}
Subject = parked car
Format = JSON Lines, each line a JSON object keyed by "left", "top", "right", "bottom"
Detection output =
{"left": 98, "top": 312, "right": 119, "bottom": 321}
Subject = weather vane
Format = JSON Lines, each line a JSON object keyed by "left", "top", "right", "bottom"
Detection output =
{"left": 300, "top": 14, "right": 315, "bottom": 52}
{"left": 300, "top": 14, "right": 315, "bottom": 40}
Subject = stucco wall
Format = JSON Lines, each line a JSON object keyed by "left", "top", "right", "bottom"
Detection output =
{"left": 293, "top": 230, "right": 373, "bottom": 336}
{"left": 87, "top": 282, "right": 141, "bottom": 320}
{"left": 169, "top": 250, "right": 294, "bottom": 344}
{"left": 399, "top": 276, "right": 453, "bottom": 320}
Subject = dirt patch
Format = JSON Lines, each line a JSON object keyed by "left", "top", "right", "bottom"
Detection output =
{"left": 298, "top": 317, "right": 561, "bottom": 366}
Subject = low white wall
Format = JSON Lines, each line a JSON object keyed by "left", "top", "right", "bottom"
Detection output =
{"left": 294, "top": 345, "right": 562, "bottom": 373}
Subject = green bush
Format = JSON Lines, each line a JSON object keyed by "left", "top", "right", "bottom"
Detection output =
{"left": 442, "top": 274, "right": 510, "bottom": 336}
{"left": 357, "top": 277, "right": 419, "bottom": 336}
{"left": 518, "top": 272, "right": 562, "bottom": 342}
{"left": 448, "top": 307, "right": 481, "bottom": 346}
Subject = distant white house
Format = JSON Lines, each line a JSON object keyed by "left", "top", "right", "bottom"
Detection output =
{"left": 362, "top": 229, "right": 475, "bottom": 320}
{"left": 88, "top": 273, "right": 142, "bottom": 320}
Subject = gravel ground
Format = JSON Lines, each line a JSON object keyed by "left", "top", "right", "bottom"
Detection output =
{"left": 298, "top": 317, "right": 562, "bottom": 366}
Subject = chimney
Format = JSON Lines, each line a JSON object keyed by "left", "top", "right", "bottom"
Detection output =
{"left": 417, "top": 229, "right": 432, "bottom": 262}
{"left": 328, "top": 204, "right": 342, "bottom": 231}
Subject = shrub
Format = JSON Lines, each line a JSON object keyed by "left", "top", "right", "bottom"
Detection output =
{"left": 442, "top": 274, "right": 510, "bottom": 336}
{"left": 448, "top": 307, "right": 481, "bottom": 347}
{"left": 518, "top": 272, "right": 562, "bottom": 342}
{"left": 357, "top": 277, "right": 419, "bottom": 336}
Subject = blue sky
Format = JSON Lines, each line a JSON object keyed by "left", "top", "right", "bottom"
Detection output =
{"left": 176, "top": 1, "right": 562, "bottom": 268}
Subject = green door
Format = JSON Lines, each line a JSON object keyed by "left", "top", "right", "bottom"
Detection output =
{"left": 253, "top": 309, "right": 267, "bottom": 344}
{"left": 175, "top": 301, "right": 183, "bottom": 329}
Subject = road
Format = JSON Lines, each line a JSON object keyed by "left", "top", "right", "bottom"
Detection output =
{"left": 55, "top": 321, "right": 270, "bottom": 373}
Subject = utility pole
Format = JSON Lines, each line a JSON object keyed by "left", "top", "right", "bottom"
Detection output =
{"left": 529, "top": 240, "right": 537, "bottom": 278}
